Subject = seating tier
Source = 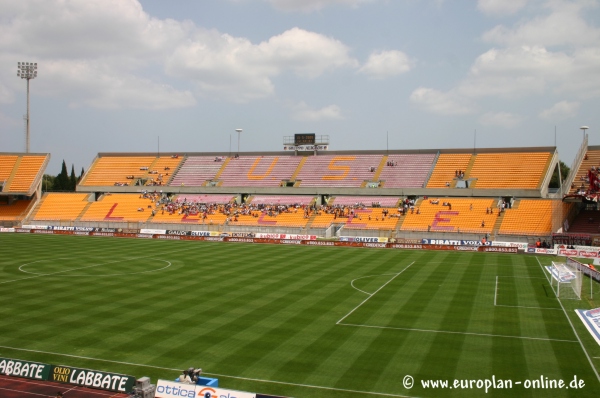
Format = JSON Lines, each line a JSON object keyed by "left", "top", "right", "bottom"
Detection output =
{"left": 79, "top": 194, "right": 153, "bottom": 222}
{"left": 250, "top": 195, "right": 315, "bottom": 205}
{"left": 169, "top": 156, "right": 224, "bottom": 187}
{"left": 498, "top": 200, "right": 553, "bottom": 235}
{"left": 0, "top": 156, "right": 19, "bottom": 183}
{"left": 378, "top": 154, "right": 435, "bottom": 188}
{"left": 81, "top": 156, "right": 157, "bottom": 186}
{"left": 174, "top": 194, "right": 235, "bottom": 204}
{"left": 0, "top": 200, "right": 32, "bottom": 220}
{"left": 219, "top": 156, "right": 302, "bottom": 187}
{"left": 426, "top": 154, "right": 472, "bottom": 188}
{"left": 400, "top": 198, "right": 497, "bottom": 233}
{"left": 295, "top": 155, "right": 383, "bottom": 187}
{"left": 469, "top": 152, "right": 551, "bottom": 189}
{"left": 6, "top": 156, "right": 47, "bottom": 192}
{"left": 33, "top": 193, "right": 90, "bottom": 221}
{"left": 329, "top": 196, "right": 399, "bottom": 207}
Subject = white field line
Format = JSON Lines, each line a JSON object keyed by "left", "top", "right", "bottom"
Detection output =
{"left": 19, "top": 258, "right": 172, "bottom": 278}
{"left": 535, "top": 257, "right": 600, "bottom": 384}
{"left": 337, "top": 323, "right": 578, "bottom": 343}
{"left": 496, "top": 276, "right": 548, "bottom": 279}
{"left": 337, "top": 262, "right": 415, "bottom": 325}
{"left": 0, "top": 246, "right": 196, "bottom": 285}
{"left": 493, "top": 275, "right": 561, "bottom": 310}
{"left": 494, "top": 304, "right": 563, "bottom": 311}
{"left": 0, "top": 345, "right": 418, "bottom": 398}
{"left": 350, "top": 273, "right": 402, "bottom": 295}
{"left": 494, "top": 276, "right": 498, "bottom": 306}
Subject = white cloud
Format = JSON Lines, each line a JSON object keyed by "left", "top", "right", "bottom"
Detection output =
{"left": 482, "top": 1, "right": 600, "bottom": 47}
{"left": 477, "top": 0, "right": 529, "bottom": 16}
{"left": 409, "top": 88, "right": 474, "bottom": 115}
{"left": 413, "top": 1, "right": 600, "bottom": 116}
{"left": 0, "top": 1, "right": 358, "bottom": 107}
{"left": 288, "top": 101, "right": 343, "bottom": 121}
{"left": 479, "top": 112, "right": 522, "bottom": 127}
{"left": 459, "top": 46, "right": 572, "bottom": 98}
{"left": 539, "top": 101, "right": 580, "bottom": 121}
{"left": 359, "top": 50, "right": 413, "bottom": 79}
{"left": 166, "top": 27, "right": 357, "bottom": 102}
{"left": 266, "top": 0, "right": 374, "bottom": 12}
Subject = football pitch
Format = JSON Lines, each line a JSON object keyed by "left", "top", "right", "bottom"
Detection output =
{"left": 1, "top": 234, "right": 599, "bottom": 398}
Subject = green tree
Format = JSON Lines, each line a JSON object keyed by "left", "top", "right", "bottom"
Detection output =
{"left": 55, "top": 160, "right": 69, "bottom": 191}
{"left": 549, "top": 160, "right": 570, "bottom": 189}
{"left": 70, "top": 164, "right": 77, "bottom": 190}
{"left": 42, "top": 174, "right": 56, "bottom": 192}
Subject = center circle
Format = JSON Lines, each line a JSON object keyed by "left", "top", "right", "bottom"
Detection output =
{"left": 19, "top": 258, "right": 171, "bottom": 277}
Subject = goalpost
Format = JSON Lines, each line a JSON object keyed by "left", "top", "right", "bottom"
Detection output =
{"left": 547, "top": 261, "right": 582, "bottom": 300}
{"left": 566, "top": 257, "right": 600, "bottom": 300}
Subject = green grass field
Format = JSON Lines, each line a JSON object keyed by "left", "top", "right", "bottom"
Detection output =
{"left": 1, "top": 233, "right": 599, "bottom": 398}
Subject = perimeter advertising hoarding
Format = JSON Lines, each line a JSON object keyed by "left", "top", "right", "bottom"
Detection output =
{"left": 50, "top": 365, "right": 136, "bottom": 393}
{"left": 155, "top": 379, "right": 256, "bottom": 398}
{"left": 0, "top": 357, "right": 51, "bottom": 380}
{"left": 339, "top": 236, "right": 388, "bottom": 243}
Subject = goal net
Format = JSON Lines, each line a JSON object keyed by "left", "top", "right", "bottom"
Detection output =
{"left": 547, "top": 261, "right": 582, "bottom": 300}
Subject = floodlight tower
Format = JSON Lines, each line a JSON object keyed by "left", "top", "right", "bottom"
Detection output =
{"left": 235, "top": 128, "right": 243, "bottom": 154}
{"left": 581, "top": 125, "right": 589, "bottom": 140}
{"left": 17, "top": 62, "right": 38, "bottom": 153}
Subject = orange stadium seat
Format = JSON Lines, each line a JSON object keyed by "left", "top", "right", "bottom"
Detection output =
{"left": 80, "top": 194, "right": 154, "bottom": 222}
{"left": 0, "top": 155, "right": 19, "bottom": 184}
{"left": 426, "top": 153, "right": 472, "bottom": 188}
{"left": 33, "top": 193, "right": 90, "bottom": 221}
{"left": 5, "top": 155, "right": 47, "bottom": 192}
{"left": 468, "top": 152, "right": 551, "bottom": 189}
{"left": 343, "top": 207, "right": 401, "bottom": 230}
{"left": 498, "top": 200, "right": 553, "bottom": 235}
{"left": 401, "top": 198, "right": 498, "bottom": 234}
{"left": 0, "top": 199, "right": 32, "bottom": 220}
{"left": 80, "top": 156, "right": 158, "bottom": 186}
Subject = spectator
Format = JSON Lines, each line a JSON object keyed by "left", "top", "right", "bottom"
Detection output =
{"left": 179, "top": 370, "right": 192, "bottom": 384}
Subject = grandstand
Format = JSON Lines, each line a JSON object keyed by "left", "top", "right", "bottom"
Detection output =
{"left": 0, "top": 153, "right": 49, "bottom": 195}
{"left": 0, "top": 153, "right": 49, "bottom": 226}
{"left": 80, "top": 155, "right": 181, "bottom": 187}
{"left": 4, "top": 143, "right": 588, "bottom": 244}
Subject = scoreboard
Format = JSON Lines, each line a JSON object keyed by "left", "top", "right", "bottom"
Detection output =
{"left": 294, "top": 134, "right": 315, "bottom": 145}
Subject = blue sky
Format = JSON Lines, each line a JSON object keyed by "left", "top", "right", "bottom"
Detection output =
{"left": 0, "top": 0, "right": 599, "bottom": 174}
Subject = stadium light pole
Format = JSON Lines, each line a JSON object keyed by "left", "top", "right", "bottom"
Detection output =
{"left": 580, "top": 125, "right": 589, "bottom": 140}
{"left": 235, "top": 128, "right": 243, "bottom": 154}
{"left": 17, "top": 62, "right": 38, "bottom": 153}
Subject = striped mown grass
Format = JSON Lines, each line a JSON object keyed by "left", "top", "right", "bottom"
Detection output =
{"left": 0, "top": 234, "right": 599, "bottom": 397}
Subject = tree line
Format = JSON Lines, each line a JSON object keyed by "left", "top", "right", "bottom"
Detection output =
{"left": 42, "top": 160, "right": 85, "bottom": 192}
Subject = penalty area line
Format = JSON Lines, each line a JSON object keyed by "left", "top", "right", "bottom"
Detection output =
{"left": 338, "top": 323, "right": 578, "bottom": 343}
{"left": 0, "top": 345, "right": 416, "bottom": 398}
